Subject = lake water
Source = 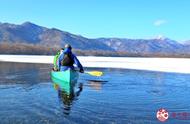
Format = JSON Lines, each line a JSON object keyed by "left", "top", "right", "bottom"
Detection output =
{"left": 0, "top": 62, "right": 190, "bottom": 124}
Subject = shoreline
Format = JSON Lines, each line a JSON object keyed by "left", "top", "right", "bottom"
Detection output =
{"left": 0, "top": 55, "right": 190, "bottom": 74}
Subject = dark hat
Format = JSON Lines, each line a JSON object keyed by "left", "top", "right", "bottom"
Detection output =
{"left": 64, "top": 44, "right": 72, "bottom": 49}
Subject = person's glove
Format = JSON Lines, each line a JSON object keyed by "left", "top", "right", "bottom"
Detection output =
{"left": 79, "top": 69, "right": 84, "bottom": 73}
{"left": 53, "top": 67, "right": 59, "bottom": 71}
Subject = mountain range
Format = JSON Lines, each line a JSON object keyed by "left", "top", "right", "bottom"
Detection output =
{"left": 0, "top": 22, "right": 190, "bottom": 55}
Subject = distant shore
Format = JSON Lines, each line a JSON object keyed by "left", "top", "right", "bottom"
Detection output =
{"left": 1, "top": 43, "right": 190, "bottom": 58}
{"left": 0, "top": 55, "right": 190, "bottom": 74}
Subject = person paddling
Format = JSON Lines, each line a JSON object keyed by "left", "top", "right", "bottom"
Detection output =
{"left": 57, "top": 44, "right": 84, "bottom": 73}
{"left": 53, "top": 48, "right": 64, "bottom": 71}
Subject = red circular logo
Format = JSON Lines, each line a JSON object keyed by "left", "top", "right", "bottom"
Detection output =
{"left": 157, "top": 108, "right": 169, "bottom": 122}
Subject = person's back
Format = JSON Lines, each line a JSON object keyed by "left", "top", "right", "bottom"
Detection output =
{"left": 57, "top": 44, "right": 84, "bottom": 73}
{"left": 60, "top": 49, "right": 74, "bottom": 67}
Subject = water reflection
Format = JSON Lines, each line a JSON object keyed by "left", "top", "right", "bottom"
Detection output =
{"left": 0, "top": 62, "right": 51, "bottom": 85}
{"left": 86, "top": 80, "right": 107, "bottom": 91}
{"left": 53, "top": 82, "right": 83, "bottom": 115}
{"left": 1, "top": 62, "right": 190, "bottom": 123}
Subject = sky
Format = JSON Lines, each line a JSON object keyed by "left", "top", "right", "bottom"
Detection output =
{"left": 0, "top": 0, "right": 190, "bottom": 41}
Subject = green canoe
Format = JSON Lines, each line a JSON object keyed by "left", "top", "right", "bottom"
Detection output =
{"left": 50, "top": 69, "right": 79, "bottom": 92}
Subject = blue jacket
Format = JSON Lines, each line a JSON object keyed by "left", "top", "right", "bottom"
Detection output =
{"left": 57, "top": 48, "right": 83, "bottom": 71}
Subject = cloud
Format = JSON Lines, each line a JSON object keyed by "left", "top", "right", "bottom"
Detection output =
{"left": 154, "top": 20, "right": 167, "bottom": 26}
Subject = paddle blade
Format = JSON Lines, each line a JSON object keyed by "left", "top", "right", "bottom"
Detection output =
{"left": 85, "top": 71, "right": 103, "bottom": 76}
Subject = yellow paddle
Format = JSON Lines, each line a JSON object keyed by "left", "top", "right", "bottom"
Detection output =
{"left": 85, "top": 71, "right": 103, "bottom": 77}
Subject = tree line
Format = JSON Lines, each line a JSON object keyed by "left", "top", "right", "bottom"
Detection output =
{"left": 0, "top": 42, "right": 190, "bottom": 58}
